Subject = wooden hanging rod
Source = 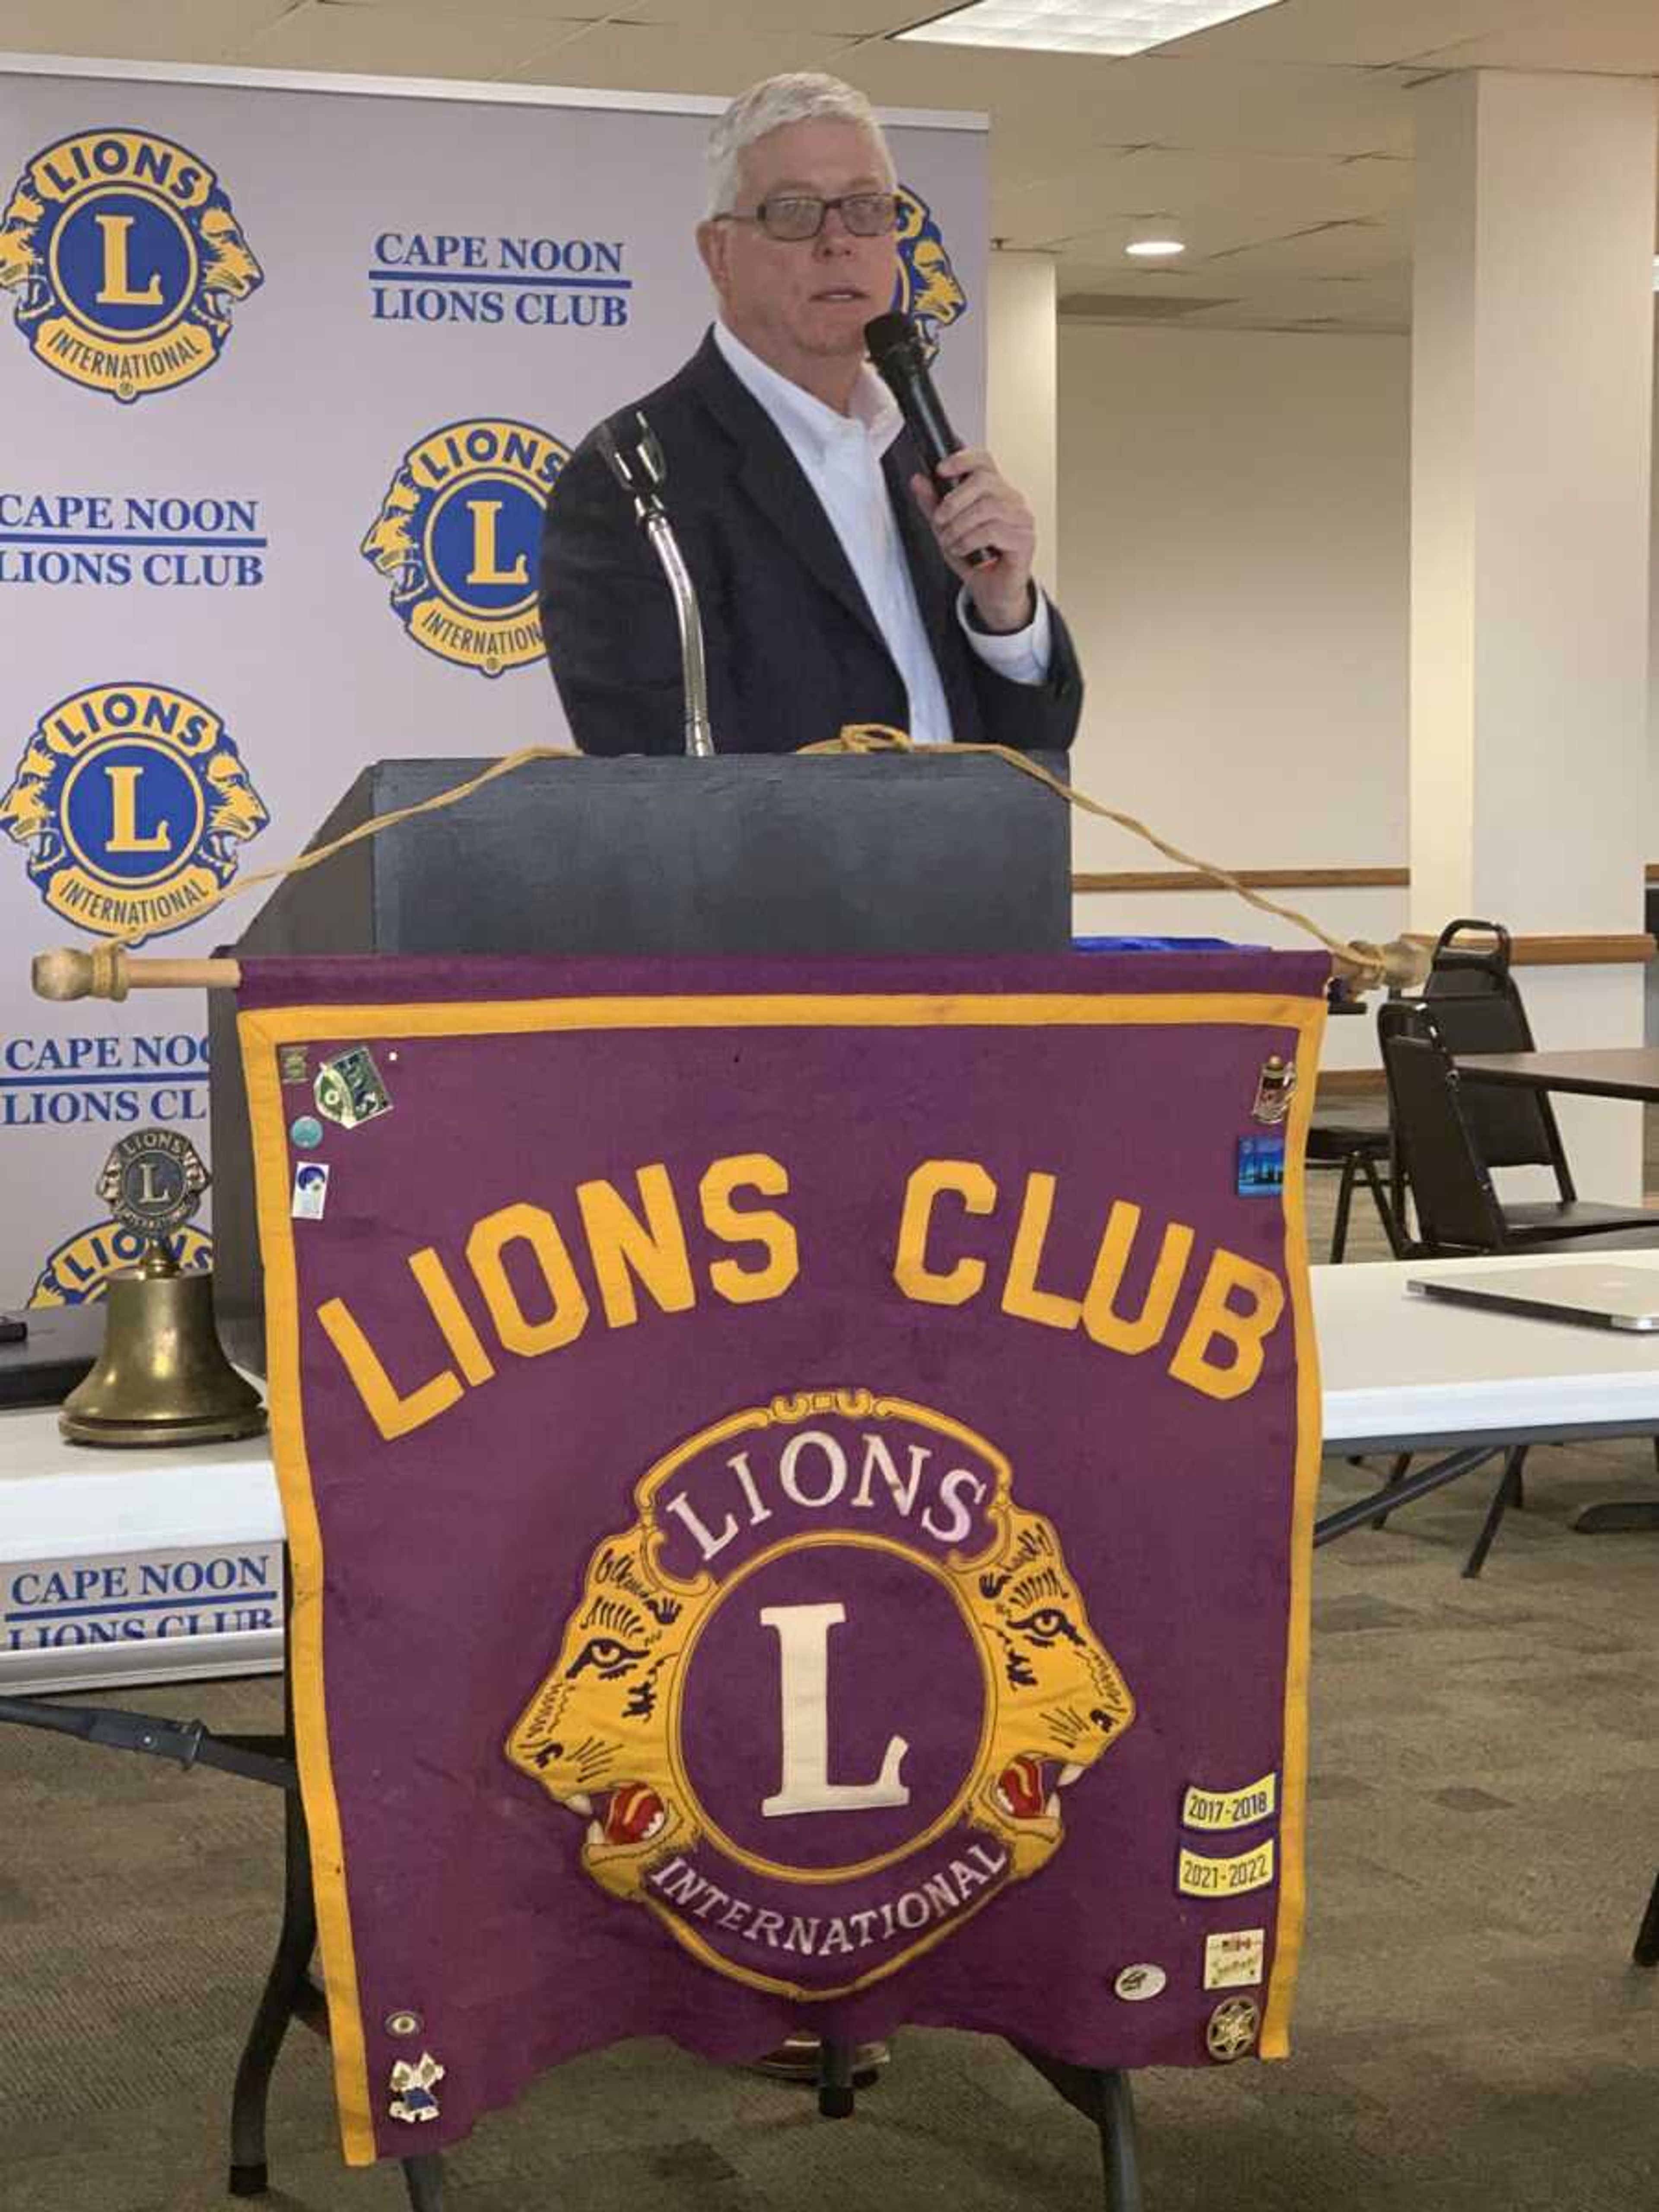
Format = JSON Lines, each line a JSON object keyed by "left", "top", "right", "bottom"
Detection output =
{"left": 33, "top": 938, "right": 1433, "bottom": 1002}
{"left": 32, "top": 947, "right": 241, "bottom": 1002}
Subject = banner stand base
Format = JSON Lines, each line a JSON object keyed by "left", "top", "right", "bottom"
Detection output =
{"left": 1019, "top": 2046, "right": 1144, "bottom": 2212}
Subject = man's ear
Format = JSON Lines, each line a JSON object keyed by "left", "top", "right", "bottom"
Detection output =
{"left": 695, "top": 219, "right": 728, "bottom": 300}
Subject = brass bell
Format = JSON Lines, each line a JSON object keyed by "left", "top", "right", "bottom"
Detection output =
{"left": 58, "top": 1127, "right": 266, "bottom": 1449}
{"left": 60, "top": 1246, "right": 266, "bottom": 1448}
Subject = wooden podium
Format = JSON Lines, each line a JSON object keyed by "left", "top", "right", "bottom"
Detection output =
{"left": 207, "top": 751, "right": 1071, "bottom": 1363}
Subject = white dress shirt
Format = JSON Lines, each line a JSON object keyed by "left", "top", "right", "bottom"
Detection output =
{"left": 712, "top": 321, "right": 1051, "bottom": 748}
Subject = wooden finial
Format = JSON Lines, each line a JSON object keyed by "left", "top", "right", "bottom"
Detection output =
{"left": 32, "top": 946, "right": 129, "bottom": 1002}
{"left": 31, "top": 947, "right": 237, "bottom": 998}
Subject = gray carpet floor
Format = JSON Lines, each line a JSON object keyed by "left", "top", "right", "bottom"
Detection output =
{"left": 2, "top": 1133, "right": 1654, "bottom": 2211}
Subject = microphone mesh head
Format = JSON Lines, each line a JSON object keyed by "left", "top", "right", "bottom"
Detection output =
{"left": 863, "top": 311, "right": 915, "bottom": 369}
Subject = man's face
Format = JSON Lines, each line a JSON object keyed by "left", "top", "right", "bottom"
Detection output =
{"left": 698, "top": 119, "right": 899, "bottom": 387}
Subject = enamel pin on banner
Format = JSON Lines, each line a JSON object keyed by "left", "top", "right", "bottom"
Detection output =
{"left": 235, "top": 949, "right": 1325, "bottom": 2164}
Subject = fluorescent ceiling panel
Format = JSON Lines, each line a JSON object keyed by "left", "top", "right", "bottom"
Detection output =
{"left": 896, "top": 0, "right": 1285, "bottom": 57}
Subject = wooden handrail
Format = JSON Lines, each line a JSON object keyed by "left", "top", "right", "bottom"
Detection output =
{"left": 1074, "top": 867, "right": 1408, "bottom": 895}
{"left": 1400, "top": 932, "right": 1656, "bottom": 968}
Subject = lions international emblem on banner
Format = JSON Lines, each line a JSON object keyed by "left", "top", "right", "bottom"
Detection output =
{"left": 0, "top": 130, "right": 263, "bottom": 402}
{"left": 892, "top": 185, "right": 966, "bottom": 365}
{"left": 0, "top": 682, "right": 268, "bottom": 943}
{"left": 508, "top": 1389, "right": 1133, "bottom": 1997}
{"left": 361, "top": 418, "right": 570, "bottom": 678}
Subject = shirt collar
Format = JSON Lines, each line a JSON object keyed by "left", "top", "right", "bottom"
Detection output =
{"left": 713, "top": 320, "right": 902, "bottom": 462}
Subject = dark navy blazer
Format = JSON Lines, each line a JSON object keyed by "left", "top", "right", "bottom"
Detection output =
{"left": 539, "top": 330, "right": 1084, "bottom": 757}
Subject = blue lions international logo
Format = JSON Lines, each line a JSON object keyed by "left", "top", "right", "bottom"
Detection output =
{"left": 0, "top": 681, "right": 268, "bottom": 943}
{"left": 362, "top": 418, "right": 570, "bottom": 678}
{"left": 0, "top": 129, "right": 263, "bottom": 403}
{"left": 892, "top": 185, "right": 967, "bottom": 366}
{"left": 30, "top": 1220, "right": 213, "bottom": 1306}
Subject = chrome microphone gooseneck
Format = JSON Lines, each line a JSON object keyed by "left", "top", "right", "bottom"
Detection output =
{"left": 596, "top": 410, "right": 715, "bottom": 758}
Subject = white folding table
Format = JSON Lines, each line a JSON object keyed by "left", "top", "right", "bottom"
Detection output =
{"left": 1314, "top": 1247, "right": 1659, "bottom": 1544}
{"left": 0, "top": 1414, "right": 283, "bottom": 1693}
{"left": 5, "top": 1248, "right": 1658, "bottom": 1693}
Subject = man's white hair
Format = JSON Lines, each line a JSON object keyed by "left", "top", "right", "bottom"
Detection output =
{"left": 705, "top": 73, "right": 895, "bottom": 219}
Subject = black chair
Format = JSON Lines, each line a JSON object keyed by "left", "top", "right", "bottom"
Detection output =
{"left": 1306, "top": 1107, "right": 1403, "bottom": 1262}
{"left": 1378, "top": 999, "right": 1659, "bottom": 1258}
{"left": 1377, "top": 998, "right": 1659, "bottom": 1572}
{"left": 1416, "top": 918, "right": 1656, "bottom": 1244}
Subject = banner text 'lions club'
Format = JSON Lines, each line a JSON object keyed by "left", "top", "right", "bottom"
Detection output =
{"left": 319, "top": 1146, "right": 1286, "bottom": 1443}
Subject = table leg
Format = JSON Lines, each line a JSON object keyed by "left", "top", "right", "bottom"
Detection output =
{"left": 403, "top": 2152, "right": 448, "bottom": 2209}
{"left": 1315, "top": 1446, "right": 1503, "bottom": 1547}
{"left": 229, "top": 1744, "right": 313, "bottom": 2194}
{"left": 1462, "top": 1448, "right": 1528, "bottom": 1579}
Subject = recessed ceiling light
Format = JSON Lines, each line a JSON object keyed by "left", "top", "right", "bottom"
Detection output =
{"left": 1126, "top": 238, "right": 1186, "bottom": 257}
{"left": 896, "top": 0, "right": 1285, "bottom": 57}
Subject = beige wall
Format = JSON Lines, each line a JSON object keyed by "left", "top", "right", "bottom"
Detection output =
{"left": 1057, "top": 318, "right": 1411, "bottom": 911}
{"left": 1056, "top": 325, "right": 1416, "bottom": 1063}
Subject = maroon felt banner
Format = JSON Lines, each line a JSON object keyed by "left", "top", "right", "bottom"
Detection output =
{"left": 237, "top": 951, "right": 1325, "bottom": 2164}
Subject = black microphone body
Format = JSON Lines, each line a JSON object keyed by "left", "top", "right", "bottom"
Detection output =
{"left": 864, "top": 311, "right": 993, "bottom": 568}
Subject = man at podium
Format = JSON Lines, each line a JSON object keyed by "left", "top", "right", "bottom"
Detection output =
{"left": 540, "top": 72, "right": 1084, "bottom": 757}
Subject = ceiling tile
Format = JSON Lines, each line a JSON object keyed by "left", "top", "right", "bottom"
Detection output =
{"left": 997, "top": 142, "right": 1408, "bottom": 248}
{"left": 8, "top": 0, "right": 1653, "bottom": 334}
{"left": 317, "top": 0, "right": 606, "bottom": 18}
{"left": 499, "top": 20, "right": 860, "bottom": 92}
{"left": 1416, "top": 0, "right": 1659, "bottom": 73}
{"left": 0, "top": 0, "right": 294, "bottom": 63}
{"left": 610, "top": 0, "right": 906, "bottom": 29}
{"left": 225, "top": 1, "right": 587, "bottom": 76}
{"left": 1163, "top": 0, "right": 1542, "bottom": 67}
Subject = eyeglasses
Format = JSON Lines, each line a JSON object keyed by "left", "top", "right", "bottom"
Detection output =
{"left": 715, "top": 191, "right": 899, "bottom": 243}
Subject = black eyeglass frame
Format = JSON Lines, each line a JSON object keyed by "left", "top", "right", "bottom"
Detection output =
{"left": 711, "top": 191, "right": 899, "bottom": 243}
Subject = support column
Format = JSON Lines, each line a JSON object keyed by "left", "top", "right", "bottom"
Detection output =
{"left": 986, "top": 248, "right": 1059, "bottom": 593}
{"left": 1411, "top": 71, "right": 1656, "bottom": 1198}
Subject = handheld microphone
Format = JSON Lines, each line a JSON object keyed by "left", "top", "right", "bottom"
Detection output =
{"left": 864, "top": 311, "right": 993, "bottom": 568}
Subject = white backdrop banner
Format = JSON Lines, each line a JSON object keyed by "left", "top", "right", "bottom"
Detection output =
{"left": 0, "top": 58, "right": 988, "bottom": 1306}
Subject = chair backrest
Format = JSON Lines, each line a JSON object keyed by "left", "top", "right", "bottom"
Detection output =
{"left": 1418, "top": 918, "right": 1573, "bottom": 1192}
{"left": 1378, "top": 1000, "right": 1509, "bottom": 1253}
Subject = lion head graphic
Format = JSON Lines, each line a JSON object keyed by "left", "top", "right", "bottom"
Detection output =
{"left": 508, "top": 1398, "right": 1134, "bottom": 1941}
{"left": 507, "top": 1534, "right": 696, "bottom": 1903}
{"left": 969, "top": 1503, "right": 1133, "bottom": 1879}
{"left": 894, "top": 187, "right": 967, "bottom": 364}
{"left": 0, "top": 181, "right": 48, "bottom": 317}
{"left": 196, "top": 191, "right": 264, "bottom": 331}
{"left": 359, "top": 467, "right": 425, "bottom": 604}
{"left": 202, "top": 743, "right": 270, "bottom": 878}
{"left": 0, "top": 738, "right": 65, "bottom": 876}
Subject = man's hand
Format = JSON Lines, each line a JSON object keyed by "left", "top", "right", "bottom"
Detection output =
{"left": 910, "top": 448, "right": 1037, "bottom": 633}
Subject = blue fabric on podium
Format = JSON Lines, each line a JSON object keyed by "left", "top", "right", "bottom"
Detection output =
{"left": 1072, "top": 935, "right": 1262, "bottom": 953}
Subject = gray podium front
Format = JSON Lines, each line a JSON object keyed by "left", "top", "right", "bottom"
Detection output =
{"left": 207, "top": 751, "right": 1071, "bottom": 1364}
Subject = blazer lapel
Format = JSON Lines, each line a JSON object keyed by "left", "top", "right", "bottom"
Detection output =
{"left": 687, "top": 331, "right": 890, "bottom": 652}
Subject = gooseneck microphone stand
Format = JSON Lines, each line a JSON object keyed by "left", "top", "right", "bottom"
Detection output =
{"left": 597, "top": 410, "right": 715, "bottom": 758}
